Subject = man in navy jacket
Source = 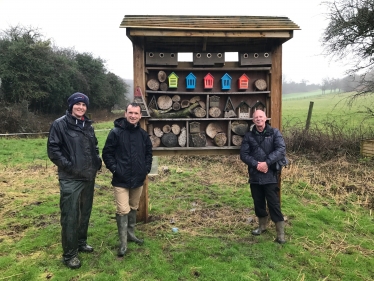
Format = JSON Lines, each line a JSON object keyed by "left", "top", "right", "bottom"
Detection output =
{"left": 102, "top": 103, "right": 152, "bottom": 256}
{"left": 240, "top": 109, "right": 286, "bottom": 244}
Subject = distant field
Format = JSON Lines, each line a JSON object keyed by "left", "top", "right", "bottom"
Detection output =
{"left": 282, "top": 91, "right": 374, "bottom": 131}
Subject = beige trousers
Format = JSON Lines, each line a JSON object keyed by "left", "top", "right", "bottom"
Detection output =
{"left": 113, "top": 186, "right": 143, "bottom": 215}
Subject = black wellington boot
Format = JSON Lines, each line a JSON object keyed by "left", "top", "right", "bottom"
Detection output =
{"left": 127, "top": 209, "right": 144, "bottom": 245}
{"left": 116, "top": 214, "right": 128, "bottom": 257}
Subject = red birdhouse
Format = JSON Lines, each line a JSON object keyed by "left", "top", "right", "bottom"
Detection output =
{"left": 204, "top": 73, "right": 214, "bottom": 89}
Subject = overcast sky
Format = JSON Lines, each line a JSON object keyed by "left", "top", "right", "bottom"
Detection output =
{"left": 0, "top": 0, "right": 347, "bottom": 85}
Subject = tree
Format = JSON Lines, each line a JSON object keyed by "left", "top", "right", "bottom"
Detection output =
{"left": 322, "top": 0, "right": 374, "bottom": 97}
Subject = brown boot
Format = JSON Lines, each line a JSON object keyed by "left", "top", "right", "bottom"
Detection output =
{"left": 252, "top": 216, "right": 268, "bottom": 236}
{"left": 275, "top": 221, "right": 286, "bottom": 244}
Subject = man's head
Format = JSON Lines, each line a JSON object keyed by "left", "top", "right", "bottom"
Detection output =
{"left": 125, "top": 102, "right": 142, "bottom": 125}
{"left": 252, "top": 109, "right": 267, "bottom": 132}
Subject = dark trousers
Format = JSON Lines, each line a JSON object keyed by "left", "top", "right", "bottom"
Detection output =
{"left": 59, "top": 179, "right": 95, "bottom": 261}
{"left": 250, "top": 183, "right": 284, "bottom": 223}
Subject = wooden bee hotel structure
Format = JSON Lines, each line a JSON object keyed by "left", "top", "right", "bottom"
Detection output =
{"left": 120, "top": 15, "right": 300, "bottom": 221}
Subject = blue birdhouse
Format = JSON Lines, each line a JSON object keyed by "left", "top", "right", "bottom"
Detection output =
{"left": 186, "top": 72, "right": 196, "bottom": 89}
{"left": 221, "top": 73, "right": 232, "bottom": 90}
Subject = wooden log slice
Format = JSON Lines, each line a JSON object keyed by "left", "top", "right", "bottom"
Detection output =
{"left": 231, "top": 121, "right": 249, "bottom": 136}
{"left": 147, "top": 79, "right": 160, "bottom": 91}
{"left": 162, "top": 124, "right": 171, "bottom": 134}
{"left": 208, "top": 106, "right": 221, "bottom": 118}
{"left": 189, "top": 96, "right": 201, "bottom": 104}
{"left": 172, "top": 101, "right": 181, "bottom": 111}
{"left": 171, "top": 124, "right": 181, "bottom": 135}
{"left": 154, "top": 127, "right": 164, "bottom": 138}
{"left": 171, "top": 95, "right": 181, "bottom": 102}
{"left": 150, "top": 135, "right": 161, "bottom": 147}
{"left": 232, "top": 135, "right": 243, "bottom": 146}
{"left": 193, "top": 107, "right": 207, "bottom": 118}
{"left": 178, "top": 127, "right": 187, "bottom": 147}
{"left": 159, "top": 82, "right": 168, "bottom": 91}
{"left": 198, "top": 100, "right": 206, "bottom": 108}
{"left": 161, "top": 133, "right": 178, "bottom": 147}
{"left": 206, "top": 122, "right": 223, "bottom": 139}
{"left": 157, "top": 95, "right": 173, "bottom": 110}
{"left": 158, "top": 70, "right": 167, "bottom": 82}
{"left": 214, "top": 132, "right": 227, "bottom": 147}
{"left": 189, "top": 132, "right": 206, "bottom": 147}
{"left": 254, "top": 79, "right": 267, "bottom": 91}
{"left": 181, "top": 100, "right": 190, "bottom": 108}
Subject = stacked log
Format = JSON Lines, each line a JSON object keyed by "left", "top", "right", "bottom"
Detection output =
{"left": 162, "top": 125, "right": 171, "bottom": 134}
{"left": 158, "top": 71, "right": 167, "bottom": 82}
{"left": 193, "top": 107, "right": 207, "bottom": 118}
{"left": 161, "top": 133, "right": 178, "bottom": 147}
{"left": 160, "top": 82, "right": 168, "bottom": 91}
{"left": 171, "top": 124, "right": 181, "bottom": 135}
{"left": 154, "top": 127, "right": 164, "bottom": 138}
{"left": 214, "top": 133, "right": 227, "bottom": 147}
{"left": 147, "top": 79, "right": 160, "bottom": 91}
{"left": 157, "top": 95, "right": 173, "bottom": 110}
{"left": 232, "top": 135, "right": 243, "bottom": 146}
{"left": 209, "top": 107, "right": 221, "bottom": 118}
{"left": 254, "top": 79, "right": 267, "bottom": 91}
{"left": 172, "top": 102, "right": 181, "bottom": 111}
{"left": 231, "top": 121, "right": 249, "bottom": 135}
{"left": 150, "top": 135, "right": 161, "bottom": 147}
{"left": 206, "top": 122, "right": 223, "bottom": 139}
{"left": 181, "top": 100, "right": 190, "bottom": 108}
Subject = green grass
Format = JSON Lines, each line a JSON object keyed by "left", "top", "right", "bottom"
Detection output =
{"left": 282, "top": 91, "right": 374, "bottom": 131}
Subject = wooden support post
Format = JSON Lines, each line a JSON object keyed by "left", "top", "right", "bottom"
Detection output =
{"left": 133, "top": 42, "right": 149, "bottom": 223}
{"left": 305, "top": 101, "right": 314, "bottom": 131}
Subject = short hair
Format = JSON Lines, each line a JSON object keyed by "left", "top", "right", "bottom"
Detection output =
{"left": 126, "top": 102, "right": 141, "bottom": 112}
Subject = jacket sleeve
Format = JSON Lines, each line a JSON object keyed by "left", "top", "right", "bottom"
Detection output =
{"left": 266, "top": 129, "right": 286, "bottom": 166}
{"left": 240, "top": 133, "right": 259, "bottom": 168}
{"left": 47, "top": 121, "right": 72, "bottom": 171}
{"left": 102, "top": 129, "right": 118, "bottom": 173}
{"left": 144, "top": 133, "right": 153, "bottom": 174}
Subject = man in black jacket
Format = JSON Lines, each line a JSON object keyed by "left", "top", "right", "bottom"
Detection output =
{"left": 47, "top": 92, "right": 102, "bottom": 269}
{"left": 240, "top": 109, "right": 286, "bottom": 244}
{"left": 102, "top": 102, "right": 153, "bottom": 257}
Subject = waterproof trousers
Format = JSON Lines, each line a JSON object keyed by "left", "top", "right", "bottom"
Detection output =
{"left": 250, "top": 183, "right": 284, "bottom": 223}
{"left": 59, "top": 179, "right": 95, "bottom": 262}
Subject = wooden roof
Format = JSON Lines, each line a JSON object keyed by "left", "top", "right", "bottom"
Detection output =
{"left": 120, "top": 15, "right": 300, "bottom": 52}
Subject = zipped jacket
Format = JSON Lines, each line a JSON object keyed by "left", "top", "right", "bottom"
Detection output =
{"left": 47, "top": 111, "right": 102, "bottom": 181}
{"left": 240, "top": 124, "right": 286, "bottom": 185}
{"left": 102, "top": 118, "right": 153, "bottom": 189}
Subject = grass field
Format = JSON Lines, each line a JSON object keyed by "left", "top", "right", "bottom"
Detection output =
{"left": 282, "top": 91, "right": 374, "bottom": 133}
{"left": 0, "top": 91, "right": 374, "bottom": 280}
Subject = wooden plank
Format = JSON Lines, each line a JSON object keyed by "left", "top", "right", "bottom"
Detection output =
{"left": 128, "top": 30, "right": 293, "bottom": 38}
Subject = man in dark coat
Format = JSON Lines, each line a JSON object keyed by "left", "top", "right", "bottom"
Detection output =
{"left": 102, "top": 102, "right": 153, "bottom": 257}
{"left": 47, "top": 92, "right": 102, "bottom": 269}
{"left": 240, "top": 109, "right": 286, "bottom": 244}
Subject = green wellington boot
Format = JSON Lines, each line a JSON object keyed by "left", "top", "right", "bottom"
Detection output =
{"left": 127, "top": 209, "right": 144, "bottom": 245}
{"left": 116, "top": 214, "right": 128, "bottom": 256}
{"left": 275, "top": 221, "right": 286, "bottom": 244}
{"left": 252, "top": 216, "right": 268, "bottom": 236}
